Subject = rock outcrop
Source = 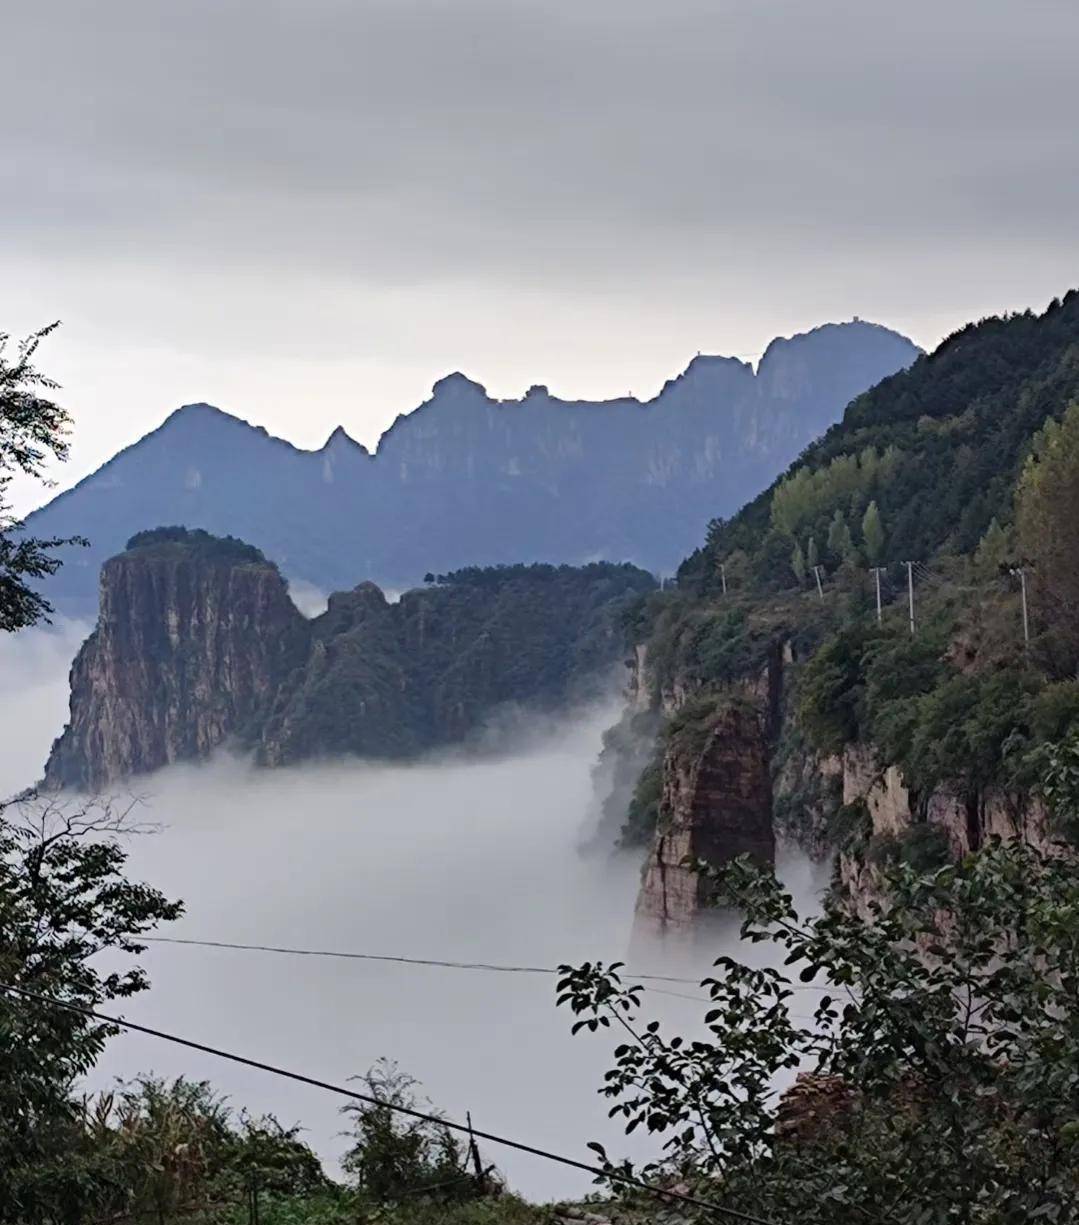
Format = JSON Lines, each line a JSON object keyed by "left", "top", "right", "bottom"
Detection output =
{"left": 836, "top": 743, "right": 1052, "bottom": 917}
{"left": 45, "top": 532, "right": 306, "bottom": 790}
{"left": 44, "top": 530, "right": 656, "bottom": 789}
{"left": 635, "top": 703, "right": 775, "bottom": 935}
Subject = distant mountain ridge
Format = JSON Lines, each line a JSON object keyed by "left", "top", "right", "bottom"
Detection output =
{"left": 25, "top": 320, "right": 920, "bottom": 617}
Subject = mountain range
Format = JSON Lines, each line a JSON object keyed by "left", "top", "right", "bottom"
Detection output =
{"left": 25, "top": 320, "right": 919, "bottom": 618}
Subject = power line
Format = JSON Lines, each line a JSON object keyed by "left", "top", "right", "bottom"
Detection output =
{"left": 142, "top": 936, "right": 702, "bottom": 983}
{"left": 0, "top": 983, "right": 776, "bottom": 1225}
{"left": 140, "top": 935, "right": 836, "bottom": 994}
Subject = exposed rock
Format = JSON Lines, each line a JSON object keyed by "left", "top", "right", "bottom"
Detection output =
{"left": 842, "top": 743, "right": 912, "bottom": 838}
{"left": 44, "top": 531, "right": 656, "bottom": 788}
{"left": 635, "top": 703, "right": 775, "bottom": 934}
{"left": 836, "top": 742, "right": 1055, "bottom": 916}
{"left": 45, "top": 535, "right": 306, "bottom": 791}
{"left": 775, "top": 1074, "right": 854, "bottom": 1142}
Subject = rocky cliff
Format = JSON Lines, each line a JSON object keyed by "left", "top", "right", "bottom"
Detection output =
{"left": 45, "top": 531, "right": 307, "bottom": 790}
{"left": 634, "top": 701, "right": 774, "bottom": 935}
{"left": 25, "top": 320, "right": 919, "bottom": 619}
{"left": 607, "top": 576, "right": 1054, "bottom": 931}
{"left": 45, "top": 530, "right": 656, "bottom": 789}
{"left": 835, "top": 742, "right": 1052, "bottom": 919}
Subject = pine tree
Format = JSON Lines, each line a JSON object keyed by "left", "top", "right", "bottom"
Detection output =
{"left": 791, "top": 540, "right": 807, "bottom": 584}
{"left": 862, "top": 500, "right": 885, "bottom": 564}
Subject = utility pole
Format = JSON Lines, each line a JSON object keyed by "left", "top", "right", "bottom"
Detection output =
{"left": 1011, "top": 566, "right": 1030, "bottom": 649}
{"left": 871, "top": 566, "right": 885, "bottom": 624}
{"left": 719, "top": 562, "right": 727, "bottom": 596}
{"left": 813, "top": 565, "right": 824, "bottom": 600}
{"left": 905, "top": 561, "right": 915, "bottom": 635}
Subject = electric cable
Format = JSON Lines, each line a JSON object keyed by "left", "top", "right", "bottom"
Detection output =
{"left": 140, "top": 935, "right": 837, "bottom": 994}
{"left": 0, "top": 982, "right": 777, "bottom": 1225}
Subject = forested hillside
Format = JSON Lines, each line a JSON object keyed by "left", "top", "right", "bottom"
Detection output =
{"left": 682, "top": 290, "right": 1079, "bottom": 588}
{"left": 616, "top": 291, "right": 1079, "bottom": 927}
{"left": 45, "top": 531, "right": 654, "bottom": 788}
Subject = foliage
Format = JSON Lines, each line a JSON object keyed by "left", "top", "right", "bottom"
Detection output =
{"left": 126, "top": 525, "right": 272, "bottom": 567}
{"left": 793, "top": 612, "right": 1056, "bottom": 800}
{"left": 866, "top": 823, "right": 951, "bottom": 872}
{"left": 825, "top": 508, "right": 853, "bottom": 562}
{"left": 974, "top": 515, "right": 1012, "bottom": 577}
{"left": 560, "top": 841, "right": 1079, "bottom": 1222}
{"left": 341, "top": 1060, "right": 490, "bottom": 1205}
{"left": 620, "top": 754, "right": 664, "bottom": 847}
{"left": 770, "top": 445, "right": 900, "bottom": 540}
{"left": 1016, "top": 400, "right": 1079, "bottom": 665}
{"left": 861, "top": 499, "right": 885, "bottom": 564}
{"left": 424, "top": 561, "right": 655, "bottom": 592}
{"left": 685, "top": 291, "right": 1079, "bottom": 592}
{"left": 75, "top": 1075, "right": 328, "bottom": 1222}
{"left": 0, "top": 795, "right": 183, "bottom": 1222}
{"left": 0, "top": 323, "right": 86, "bottom": 630}
{"left": 1038, "top": 726, "right": 1079, "bottom": 841}
{"left": 261, "top": 561, "right": 654, "bottom": 763}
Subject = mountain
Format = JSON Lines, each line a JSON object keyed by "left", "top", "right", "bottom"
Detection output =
{"left": 608, "top": 291, "right": 1079, "bottom": 934}
{"left": 43, "top": 528, "right": 655, "bottom": 789}
{"left": 24, "top": 321, "right": 919, "bottom": 619}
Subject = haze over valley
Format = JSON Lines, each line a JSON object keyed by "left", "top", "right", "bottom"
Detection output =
{"left": 5, "top": 3, "right": 1079, "bottom": 1219}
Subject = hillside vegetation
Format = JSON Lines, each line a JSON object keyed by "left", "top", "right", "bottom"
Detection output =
{"left": 621, "top": 292, "right": 1079, "bottom": 865}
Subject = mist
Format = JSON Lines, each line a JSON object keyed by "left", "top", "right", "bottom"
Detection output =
{"left": 2, "top": 621, "right": 826, "bottom": 1201}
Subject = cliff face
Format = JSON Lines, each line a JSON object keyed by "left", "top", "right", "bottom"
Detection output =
{"left": 615, "top": 600, "right": 1050, "bottom": 932}
{"left": 836, "top": 743, "right": 1051, "bottom": 918}
{"left": 46, "top": 540, "right": 306, "bottom": 790}
{"left": 25, "top": 320, "right": 919, "bottom": 619}
{"left": 45, "top": 532, "right": 655, "bottom": 788}
{"left": 635, "top": 703, "right": 774, "bottom": 935}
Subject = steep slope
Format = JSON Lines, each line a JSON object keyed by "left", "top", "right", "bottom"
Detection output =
{"left": 609, "top": 291, "right": 1079, "bottom": 931}
{"left": 44, "top": 530, "right": 655, "bottom": 789}
{"left": 25, "top": 321, "right": 918, "bottom": 618}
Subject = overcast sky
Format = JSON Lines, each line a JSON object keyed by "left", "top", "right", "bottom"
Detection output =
{"left": 5, "top": 0, "right": 1079, "bottom": 511}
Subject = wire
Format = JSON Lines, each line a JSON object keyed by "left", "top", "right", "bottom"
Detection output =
{"left": 141, "top": 936, "right": 700, "bottom": 982}
{"left": 140, "top": 935, "right": 836, "bottom": 994}
{"left": 0, "top": 983, "right": 776, "bottom": 1225}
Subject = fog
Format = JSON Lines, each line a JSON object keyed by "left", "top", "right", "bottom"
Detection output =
{"left": 2, "top": 622, "right": 826, "bottom": 1200}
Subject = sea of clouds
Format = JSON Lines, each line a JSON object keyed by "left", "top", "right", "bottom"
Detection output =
{"left": 1, "top": 612, "right": 826, "bottom": 1200}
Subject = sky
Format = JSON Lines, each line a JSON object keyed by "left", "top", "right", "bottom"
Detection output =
{"left": 5, "top": 0, "right": 1079, "bottom": 512}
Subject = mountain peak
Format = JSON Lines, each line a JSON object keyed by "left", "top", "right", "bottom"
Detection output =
{"left": 322, "top": 425, "right": 368, "bottom": 455}
{"left": 431, "top": 371, "right": 487, "bottom": 397}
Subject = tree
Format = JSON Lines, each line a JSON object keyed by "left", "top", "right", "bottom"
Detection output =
{"left": 861, "top": 499, "right": 885, "bottom": 564}
{"left": 341, "top": 1060, "right": 489, "bottom": 1204}
{"left": 80, "top": 1076, "right": 328, "bottom": 1221}
{"left": 0, "top": 795, "right": 183, "bottom": 1221}
{"left": 1017, "top": 402, "right": 1079, "bottom": 662}
{"left": 974, "top": 515, "right": 1011, "bottom": 576}
{"left": 0, "top": 324, "right": 85, "bottom": 631}
{"left": 806, "top": 535, "right": 819, "bottom": 571}
{"left": 826, "top": 508, "right": 853, "bottom": 561}
{"left": 559, "top": 840, "right": 1079, "bottom": 1222}
{"left": 790, "top": 540, "right": 807, "bottom": 584}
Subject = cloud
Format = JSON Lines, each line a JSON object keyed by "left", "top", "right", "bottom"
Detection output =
{"left": 2, "top": 621, "right": 829, "bottom": 1199}
{"left": 0, "top": 619, "right": 89, "bottom": 799}
{"left": 3, "top": 0, "right": 1078, "bottom": 512}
